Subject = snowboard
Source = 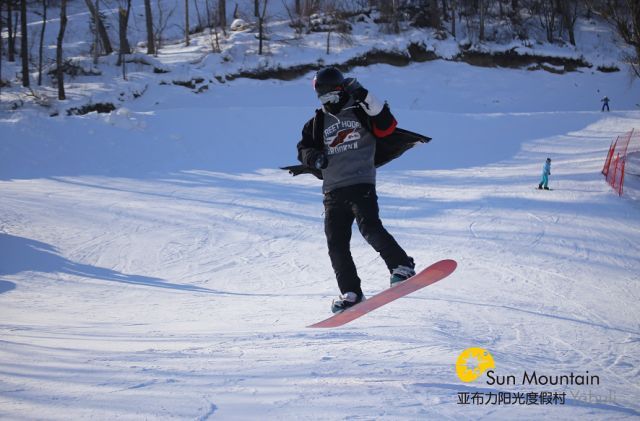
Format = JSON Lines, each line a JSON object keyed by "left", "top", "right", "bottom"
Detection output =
{"left": 308, "top": 259, "right": 457, "bottom": 328}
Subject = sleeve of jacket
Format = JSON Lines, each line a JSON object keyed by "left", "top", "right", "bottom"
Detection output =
{"left": 369, "top": 103, "right": 398, "bottom": 138}
{"left": 296, "top": 116, "right": 321, "bottom": 167}
{"left": 359, "top": 92, "right": 397, "bottom": 138}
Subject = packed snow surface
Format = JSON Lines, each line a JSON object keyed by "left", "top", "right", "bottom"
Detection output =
{"left": 1, "top": 60, "right": 640, "bottom": 419}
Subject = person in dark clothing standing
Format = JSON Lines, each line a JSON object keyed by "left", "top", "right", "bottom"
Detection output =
{"left": 601, "top": 96, "right": 610, "bottom": 112}
{"left": 297, "top": 67, "right": 415, "bottom": 313}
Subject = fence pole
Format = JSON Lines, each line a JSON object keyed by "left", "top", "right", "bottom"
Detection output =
{"left": 611, "top": 154, "right": 619, "bottom": 189}
{"left": 603, "top": 138, "right": 617, "bottom": 176}
{"left": 619, "top": 159, "right": 625, "bottom": 196}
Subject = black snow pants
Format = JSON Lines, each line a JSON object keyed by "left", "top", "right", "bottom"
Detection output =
{"left": 323, "top": 183, "right": 413, "bottom": 297}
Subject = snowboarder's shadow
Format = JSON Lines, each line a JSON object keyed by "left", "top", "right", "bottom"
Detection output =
{"left": 0, "top": 233, "right": 213, "bottom": 293}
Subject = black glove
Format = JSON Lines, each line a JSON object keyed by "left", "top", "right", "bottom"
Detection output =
{"left": 342, "top": 78, "right": 368, "bottom": 103}
{"left": 312, "top": 151, "right": 328, "bottom": 170}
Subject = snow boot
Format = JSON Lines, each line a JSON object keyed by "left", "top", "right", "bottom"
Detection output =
{"left": 390, "top": 265, "right": 416, "bottom": 287}
{"left": 538, "top": 184, "right": 543, "bottom": 190}
{"left": 544, "top": 186, "right": 550, "bottom": 190}
{"left": 331, "top": 292, "right": 365, "bottom": 314}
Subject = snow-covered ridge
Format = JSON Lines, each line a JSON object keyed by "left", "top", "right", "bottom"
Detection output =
{"left": 0, "top": 1, "right": 633, "bottom": 116}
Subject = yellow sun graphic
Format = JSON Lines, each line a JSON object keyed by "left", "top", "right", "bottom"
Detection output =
{"left": 456, "top": 347, "right": 495, "bottom": 382}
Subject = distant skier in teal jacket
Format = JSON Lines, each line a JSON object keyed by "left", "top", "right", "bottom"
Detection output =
{"left": 538, "top": 158, "right": 551, "bottom": 190}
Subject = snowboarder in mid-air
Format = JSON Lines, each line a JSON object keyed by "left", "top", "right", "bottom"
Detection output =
{"left": 295, "top": 67, "right": 421, "bottom": 314}
{"left": 538, "top": 157, "right": 552, "bottom": 190}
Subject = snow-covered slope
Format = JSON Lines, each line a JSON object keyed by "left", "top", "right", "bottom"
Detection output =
{"left": 1, "top": 59, "right": 639, "bottom": 419}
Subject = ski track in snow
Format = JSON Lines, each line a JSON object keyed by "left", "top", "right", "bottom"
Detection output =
{"left": 1, "top": 61, "right": 640, "bottom": 419}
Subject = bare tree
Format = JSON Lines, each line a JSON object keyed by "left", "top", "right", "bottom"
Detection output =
{"left": 587, "top": 0, "right": 640, "bottom": 77}
{"left": 450, "top": 0, "right": 457, "bottom": 36}
{"left": 321, "top": 1, "right": 352, "bottom": 54}
{"left": 7, "top": 0, "right": 16, "bottom": 62}
{"left": 20, "top": 0, "right": 28, "bottom": 87}
{"left": 204, "top": 0, "right": 222, "bottom": 52}
{"left": 56, "top": 0, "right": 68, "bottom": 100}
{"left": 0, "top": 1, "right": 3, "bottom": 96}
{"left": 510, "top": 0, "right": 521, "bottom": 23}
{"left": 430, "top": 0, "right": 441, "bottom": 29}
{"left": 93, "top": 0, "right": 99, "bottom": 63}
{"left": 185, "top": 0, "right": 190, "bottom": 46}
{"left": 219, "top": 0, "right": 226, "bottom": 29}
{"left": 154, "top": 0, "right": 176, "bottom": 54}
{"left": 377, "top": 0, "right": 403, "bottom": 33}
{"left": 441, "top": 0, "right": 449, "bottom": 20}
{"left": 193, "top": 0, "right": 203, "bottom": 28}
{"left": 558, "top": 0, "right": 578, "bottom": 45}
{"left": 83, "top": 0, "right": 113, "bottom": 56}
{"left": 534, "top": 0, "right": 558, "bottom": 43}
{"left": 282, "top": 0, "right": 304, "bottom": 38}
{"left": 144, "top": 0, "right": 155, "bottom": 55}
{"left": 117, "top": 0, "right": 132, "bottom": 78}
{"left": 258, "top": 0, "right": 268, "bottom": 55}
{"left": 38, "top": 0, "right": 48, "bottom": 85}
{"left": 478, "top": 0, "right": 485, "bottom": 41}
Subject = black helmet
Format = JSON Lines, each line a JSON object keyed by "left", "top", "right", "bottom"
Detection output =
{"left": 313, "top": 67, "right": 344, "bottom": 96}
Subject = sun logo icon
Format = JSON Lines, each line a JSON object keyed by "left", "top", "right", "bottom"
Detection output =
{"left": 456, "top": 347, "right": 495, "bottom": 382}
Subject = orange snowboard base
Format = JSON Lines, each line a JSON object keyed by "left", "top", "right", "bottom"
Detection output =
{"left": 308, "top": 259, "right": 457, "bottom": 328}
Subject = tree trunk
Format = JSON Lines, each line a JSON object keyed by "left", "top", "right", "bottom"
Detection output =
{"left": 430, "top": 0, "right": 441, "bottom": 29}
{"left": 93, "top": 0, "right": 99, "bottom": 63}
{"left": 558, "top": 0, "right": 577, "bottom": 46}
{"left": 193, "top": 0, "right": 202, "bottom": 28}
{"left": 219, "top": 0, "right": 226, "bottom": 29}
{"left": 450, "top": 0, "right": 456, "bottom": 36}
{"left": 511, "top": 0, "right": 520, "bottom": 22}
{"left": 204, "top": 0, "right": 215, "bottom": 27}
{"left": 258, "top": 0, "right": 268, "bottom": 54}
{"left": 8, "top": 0, "right": 15, "bottom": 62}
{"left": 185, "top": 0, "right": 190, "bottom": 46}
{"left": 144, "top": 0, "right": 155, "bottom": 55}
{"left": 479, "top": 0, "right": 485, "bottom": 41}
{"left": 57, "top": 0, "right": 68, "bottom": 100}
{"left": 392, "top": 0, "right": 399, "bottom": 33}
{"left": 0, "top": 3, "right": 3, "bottom": 94}
{"left": 117, "top": 0, "right": 131, "bottom": 70}
{"left": 20, "top": 0, "right": 29, "bottom": 87}
{"left": 259, "top": 16, "right": 264, "bottom": 54}
{"left": 326, "top": 29, "right": 330, "bottom": 54}
{"left": 83, "top": 0, "right": 113, "bottom": 55}
{"left": 38, "top": 0, "right": 48, "bottom": 86}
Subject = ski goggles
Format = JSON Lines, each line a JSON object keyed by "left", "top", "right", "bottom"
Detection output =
{"left": 318, "top": 90, "right": 342, "bottom": 105}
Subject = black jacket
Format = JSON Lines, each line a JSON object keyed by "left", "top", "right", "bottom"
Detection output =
{"left": 282, "top": 104, "right": 431, "bottom": 179}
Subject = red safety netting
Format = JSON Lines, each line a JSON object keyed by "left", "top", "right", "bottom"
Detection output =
{"left": 602, "top": 129, "right": 640, "bottom": 197}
